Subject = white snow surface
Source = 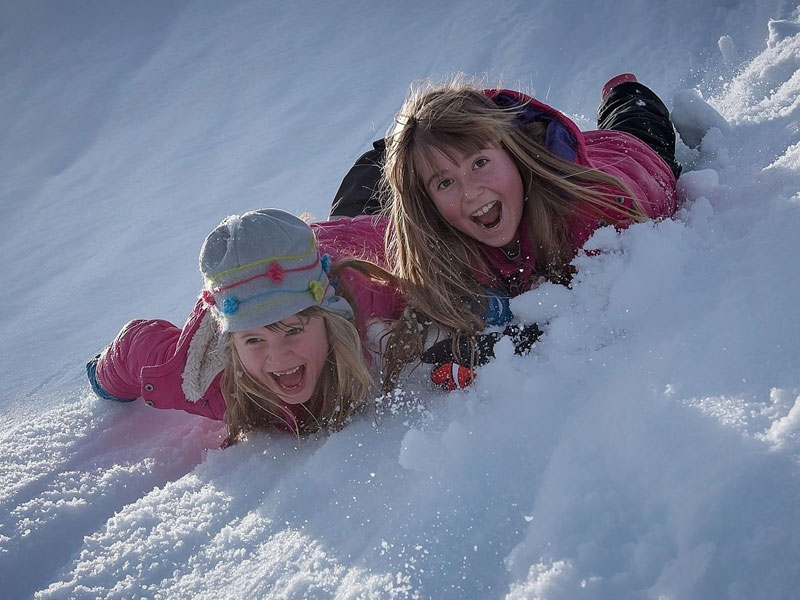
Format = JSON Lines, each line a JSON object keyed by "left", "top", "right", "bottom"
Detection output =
{"left": 2, "top": 1, "right": 800, "bottom": 598}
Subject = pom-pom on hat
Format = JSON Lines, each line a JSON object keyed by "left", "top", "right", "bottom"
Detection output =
{"left": 199, "top": 209, "right": 353, "bottom": 333}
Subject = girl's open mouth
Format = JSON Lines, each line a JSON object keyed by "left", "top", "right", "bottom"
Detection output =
{"left": 270, "top": 365, "right": 306, "bottom": 392}
{"left": 471, "top": 200, "right": 502, "bottom": 229}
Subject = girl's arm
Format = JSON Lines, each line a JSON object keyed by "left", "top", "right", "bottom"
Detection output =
{"left": 90, "top": 319, "right": 181, "bottom": 401}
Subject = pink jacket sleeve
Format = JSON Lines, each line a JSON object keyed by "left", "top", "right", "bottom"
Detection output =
{"left": 312, "top": 215, "right": 404, "bottom": 328}
{"left": 95, "top": 319, "right": 180, "bottom": 400}
{"left": 312, "top": 215, "right": 389, "bottom": 268}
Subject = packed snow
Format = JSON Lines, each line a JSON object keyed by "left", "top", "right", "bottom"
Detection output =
{"left": 1, "top": 1, "right": 799, "bottom": 598}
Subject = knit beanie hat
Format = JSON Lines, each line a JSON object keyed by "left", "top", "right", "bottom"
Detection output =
{"left": 199, "top": 209, "right": 354, "bottom": 333}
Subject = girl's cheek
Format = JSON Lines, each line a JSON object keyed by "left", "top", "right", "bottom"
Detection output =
{"left": 437, "top": 194, "right": 460, "bottom": 210}
{"left": 242, "top": 351, "right": 259, "bottom": 367}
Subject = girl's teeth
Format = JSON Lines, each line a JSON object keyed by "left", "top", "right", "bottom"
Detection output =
{"left": 471, "top": 201, "right": 497, "bottom": 218}
{"left": 272, "top": 365, "right": 304, "bottom": 390}
{"left": 273, "top": 366, "right": 300, "bottom": 376}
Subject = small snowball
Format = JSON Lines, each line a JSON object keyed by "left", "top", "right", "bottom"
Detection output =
{"left": 718, "top": 35, "right": 740, "bottom": 65}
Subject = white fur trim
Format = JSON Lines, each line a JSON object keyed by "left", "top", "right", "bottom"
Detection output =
{"left": 181, "top": 311, "right": 227, "bottom": 402}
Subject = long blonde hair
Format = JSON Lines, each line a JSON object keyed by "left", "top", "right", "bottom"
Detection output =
{"left": 384, "top": 78, "right": 647, "bottom": 336}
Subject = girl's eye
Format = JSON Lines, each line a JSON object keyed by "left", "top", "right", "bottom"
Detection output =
{"left": 285, "top": 326, "right": 304, "bottom": 336}
{"left": 436, "top": 178, "right": 454, "bottom": 191}
{"left": 244, "top": 337, "right": 262, "bottom": 345}
{"left": 474, "top": 158, "right": 488, "bottom": 169}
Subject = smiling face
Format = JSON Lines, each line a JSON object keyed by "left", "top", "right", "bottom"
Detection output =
{"left": 231, "top": 313, "right": 329, "bottom": 405}
{"left": 420, "top": 143, "right": 525, "bottom": 249}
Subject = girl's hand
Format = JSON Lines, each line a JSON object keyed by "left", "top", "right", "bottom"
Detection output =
{"left": 431, "top": 362, "right": 475, "bottom": 391}
{"left": 420, "top": 323, "right": 542, "bottom": 367}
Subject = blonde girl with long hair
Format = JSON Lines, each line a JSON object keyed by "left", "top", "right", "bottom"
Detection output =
{"left": 88, "top": 209, "right": 404, "bottom": 443}
{"left": 355, "top": 74, "right": 680, "bottom": 387}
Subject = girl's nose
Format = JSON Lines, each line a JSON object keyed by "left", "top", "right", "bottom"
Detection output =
{"left": 463, "top": 178, "right": 483, "bottom": 199}
{"left": 260, "top": 344, "right": 280, "bottom": 366}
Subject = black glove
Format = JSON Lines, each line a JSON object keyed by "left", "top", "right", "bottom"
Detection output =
{"left": 420, "top": 323, "right": 542, "bottom": 367}
{"left": 504, "top": 323, "right": 541, "bottom": 356}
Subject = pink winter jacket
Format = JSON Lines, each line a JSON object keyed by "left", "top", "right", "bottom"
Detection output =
{"left": 94, "top": 215, "right": 402, "bottom": 421}
{"left": 478, "top": 89, "right": 678, "bottom": 293}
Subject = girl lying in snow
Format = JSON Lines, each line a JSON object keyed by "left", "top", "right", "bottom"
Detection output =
{"left": 87, "top": 209, "right": 404, "bottom": 443}
{"left": 332, "top": 74, "right": 682, "bottom": 389}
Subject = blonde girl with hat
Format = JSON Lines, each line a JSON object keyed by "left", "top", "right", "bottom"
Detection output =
{"left": 371, "top": 74, "right": 682, "bottom": 387}
{"left": 87, "top": 209, "right": 404, "bottom": 443}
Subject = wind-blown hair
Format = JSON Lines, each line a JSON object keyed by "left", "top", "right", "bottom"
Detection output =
{"left": 383, "top": 77, "right": 647, "bottom": 337}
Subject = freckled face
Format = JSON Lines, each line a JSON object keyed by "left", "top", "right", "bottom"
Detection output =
{"left": 231, "top": 314, "right": 329, "bottom": 405}
{"left": 420, "top": 144, "right": 525, "bottom": 249}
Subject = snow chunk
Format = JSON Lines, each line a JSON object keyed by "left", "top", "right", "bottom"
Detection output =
{"left": 718, "top": 35, "right": 740, "bottom": 65}
{"left": 506, "top": 559, "right": 576, "bottom": 599}
{"left": 767, "top": 18, "right": 800, "bottom": 49}
{"left": 676, "top": 168, "right": 720, "bottom": 200}
{"left": 398, "top": 429, "right": 439, "bottom": 474}
{"left": 760, "top": 392, "right": 800, "bottom": 450}
{"left": 672, "top": 89, "right": 730, "bottom": 149}
{"left": 765, "top": 140, "right": 800, "bottom": 171}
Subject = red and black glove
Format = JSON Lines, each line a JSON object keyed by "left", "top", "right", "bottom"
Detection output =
{"left": 423, "top": 323, "right": 541, "bottom": 391}
{"left": 430, "top": 362, "right": 476, "bottom": 390}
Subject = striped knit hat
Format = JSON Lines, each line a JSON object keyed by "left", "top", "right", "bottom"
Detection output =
{"left": 199, "top": 209, "right": 353, "bottom": 333}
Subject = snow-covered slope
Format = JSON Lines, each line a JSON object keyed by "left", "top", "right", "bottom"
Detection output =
{"left": 2, "top": 1, "right": 799, "bottom": 598}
